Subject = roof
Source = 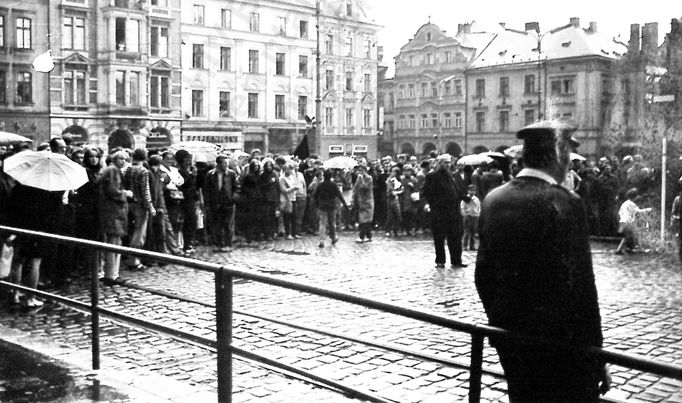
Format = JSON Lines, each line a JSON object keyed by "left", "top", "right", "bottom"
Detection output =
{"left": 470, "top": 25, "right": 628, "bottom": 68}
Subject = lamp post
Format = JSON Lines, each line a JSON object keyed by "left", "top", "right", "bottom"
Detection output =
{"left": 314, "top": 0, "right": 322, "bottom": 156}
{"left": 425, "top": 73, "right": 457, "bottom": 154}
{"left": 535, "top": 31, "right": 550, "bottom": 121}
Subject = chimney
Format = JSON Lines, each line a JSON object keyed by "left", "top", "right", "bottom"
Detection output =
{"left": 629, "top": 24, "right": 641, "bottom": 54}
{"left": 589, "top": 22, "right": 597, "bottom": 32}
{"left": 525, "top": 22, "right": 540, "bottom": 33}
{"left": 463, "top": 23, "right": 471, "bottom": 34}
{"left": 569, "top": 17, "right": 580, "bottom": 28}
{"left": 642, "top": 22, "right": 659, "bottom": 58}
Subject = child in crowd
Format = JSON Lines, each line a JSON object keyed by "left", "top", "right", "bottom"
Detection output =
{"left": 461, "top": 184, "right": 481, "bottom": 251}
{"left": 616, "top": 188, "right": 652, "bottom": 254}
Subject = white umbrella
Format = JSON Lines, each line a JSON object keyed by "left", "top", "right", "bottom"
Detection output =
{"left": 3, "top": 151, "right": 88, "bottom": 191}
{"left": 0, "top": 131, "right": 33, "bottom": 145}
{"left": 570, "top": 152, "right": 586, "bottom": 161}
{"left": 323, "top": 156, "right": 357, "bottom": 170}
{"left": 456, "top": 154, "right": 494, "bottom": 166}
{"left": 504, "top": 145, "right": 523, "bottom": 158}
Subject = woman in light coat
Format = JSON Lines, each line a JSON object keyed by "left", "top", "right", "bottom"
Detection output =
{"left": 352, "top": 164, "right": 374, "bottom": 242}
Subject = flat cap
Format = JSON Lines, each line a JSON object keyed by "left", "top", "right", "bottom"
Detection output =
{"left": 517, "top": 120, "right": 580, "bottom": 147}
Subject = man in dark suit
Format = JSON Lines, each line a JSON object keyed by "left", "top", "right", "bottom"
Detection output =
{"left": 421, "top": 154, "right": 469, "bottom": 268}
{"left": 475, "top": 121, "right": 610, "bottom": 402}
{"left": 204, "top": 155, "right": 240, "bottom": 253}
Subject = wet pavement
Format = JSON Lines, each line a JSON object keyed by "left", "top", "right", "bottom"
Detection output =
{"left": 0, "top": 230, "right": 681, "bottom": 402}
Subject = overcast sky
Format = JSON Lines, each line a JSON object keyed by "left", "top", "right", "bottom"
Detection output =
{"left": 367, "top": 0, "right": 680, "bottom": 68}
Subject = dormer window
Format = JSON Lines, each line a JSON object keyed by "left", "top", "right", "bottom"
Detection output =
{"left": 426, "top": 32, "right": 431, "bottom": 41}
{"left": 346, "top": 2, "right": 352, "bottom": 17}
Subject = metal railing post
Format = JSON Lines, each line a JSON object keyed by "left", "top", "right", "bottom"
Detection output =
{"left": 469, "top": 333, "right": 484, "bottom": 403}
{"left": 215, "top": 268, "right": 233, "bottom": 403}
{"left": 90, "top": 253, "right": 100, "bottom": 370}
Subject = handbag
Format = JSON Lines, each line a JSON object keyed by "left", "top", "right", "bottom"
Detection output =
{"left": 0, "top": 241, "right": 14, "bottom": 278}
{"left": 169, "top": 188, "right": 184, "bottom": 200}
{"left": 196, "top": 205, "right": 204, "bottom": 230}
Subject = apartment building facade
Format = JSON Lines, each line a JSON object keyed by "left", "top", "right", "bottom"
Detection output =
{"left": 0, "top": 1, "right": 51, "bottom": 144}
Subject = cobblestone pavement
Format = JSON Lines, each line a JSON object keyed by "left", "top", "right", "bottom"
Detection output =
{"left": 1, "top": 230, "right": 681, "bottom": 402}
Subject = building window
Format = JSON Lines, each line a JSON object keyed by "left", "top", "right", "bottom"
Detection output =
{"left": 275, "top": 53, "right": 285, "bottom": 75}
{"left": 345, "top": 108, "right": 353, "bottom": 127}
{"left": 63, "top": 70, "right": 86, "bottom": 105}
{"left": 524, "top": 75, "right": 536, "bottom": 94}
{"left": 364, "top": 40, "right": 371, "bottom": 58}
{"left": 498, "top": 110, "right": 509, "bottom": 132}
{"left": 475, "top": 79, "right": 485, "bottom": 98}
{"left": 421, "top": 114, "right": 428, "bottom": 128}
{"left": 114, "top": 0, "right": 128, "bottom": 6}
{"left": 275, "top": 94, "right": 285, "bottom": 119}
{"left": 454, "top": 112, "right": 462, "bottom": 128}
{"left": 0, "top": 16, "right": 4, "bottom": 48}
{"left": 445, "top": 51, "right": 452, "bottom": 63}
{"left": 444, "top": 81, "right": 451, "bottom": 96}
{"left": 298, "top": 96, "right": 307, "bottom": 120}
{"left": 63, "top": 16, "right": 85, "bottom": 50}
{"left": 115, "top": 18, "right": 139, "bottom": 52}
{"left": 299, "top": 20, "right": 308, "bottom": 38}
{"left": 151, "top": 0, "right": 168, "bottom": 5}
{"left": 115, "top": 71, "right": 125, "bottom": 105}
{"left": 248, "top": 93, "right": 258, "bottom": 118}
{"left": 408, "top": 114, "right": 415, "bottom": 128}
{"left": 221, "top": 9, "right": 231, "bottom": 29}
{"left": 325, "top": 106, "right": 333, "bottom": 126}
{"left": 426, "top": 53, "right": 432, "bottom": 65}
{"left": 150, "top": 71, "right": 169, "bottom": 109}
{"left": 454, "top": 79, "right": 462, "bottom": 95}
{"left": 219, "top": 91, "right": 230, "bottom": 117}
{"left": 220, "top": 47, "right": 231, "bottom": 71}
{"left": 325, "top": 34, "right": 333, "bottom": 54}
{"left": 431, "top": 113, "right": 438, "bottom": 128}
{"left": 193, "top": 5, "right": 205, "bottom": 25}
{"left": 398, "top": 84, "right": 405, "bottom": 99}
{"left": 192, "top": 44, "right": 204, "bottom": 69}
{"left": 16, "top": 17, "right": 31, "bottom": 49}
{"left": 364, "top": 73, "right": 371, "bottom": 92}
{"left": 191, "top": 89, "right": 203, "bottom": 116}
{"left": 150, "top": 26, "right": 168, "bottom": 57}
{"left": 398, "top": 115, "right": 405, "bottom": 129}
{"left": 248, "top": 50, "right": 258, "bottom": 74}
{"left": 443, "top": 112, "right": 452, "bottom": 127}
{"left": 431, "top": 82, "right": 438, "bottom": 97}
{"left": 0, "top": 71, "right": 5, "bottom": 103}
{"left": 346, "top": 1, "right": 352, "bottom": 16}
{"left": 345, "top": 71, "right": 353, "bottom": 91}
{"left": 325, "top": 70, "right": 334, "bottom": 90}
{"left": 475, "top": 111, "right": 485, "bottom": 132}
{"left": 409, "top": 55, "right": 414, "bottom": 66}
{"left": 249, "top": 13, "right": 259, "bottom": 32}
{"left": 345, "top": 36, "right": 353, "bottom": 57}
{"left": 407, "top": 84, "right": 414, "bottom": 98}
{"left": 277, "top": 16, "right": 286, "bottom": 36}
{"left": 499, "top": 77, "right": 509, "bottom": 97}
{"left": 524, "top": 109, "right": 535, "bottom": 125}
{"left": 363, "top": 109, "right": 371, "bottom": 128}
{"left": 551, "top": 78, "right": 574, "bottom": 95}
{"left": 128, "top": 71, "right": 139, "bottom": 106}
{"left": 419, "top": 82, "right": 426, "bottom": 97}
{"left": 299, "top": 55, "right": 308, "bottom": 77}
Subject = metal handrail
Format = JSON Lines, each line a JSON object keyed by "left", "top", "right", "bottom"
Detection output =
{"left": 1, "top": 225, "right": 681, "bottom": 403}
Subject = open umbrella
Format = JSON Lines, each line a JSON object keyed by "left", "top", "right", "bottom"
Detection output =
{"left": 3, "top": 151, "right": 88, "bottom": 191}
{"left": 504, "top": 145, "right": 523, "bottom": 158}
{"left": 570, "top": 152, "right": 586, "bottom": 161}
{"left": 481, "top": 151, "right": 508, "bottom": 160}
{"left": 0, "top": 131, "right": 33, "bottom": 146}
{"left": 170, "top": 141, "right": 221, "bottom": 163}
{"left": 323, "top": 156, "right": 357, "bottom": 170}
{"left": 456, "top": 154, "right": 494, "bottom": 166}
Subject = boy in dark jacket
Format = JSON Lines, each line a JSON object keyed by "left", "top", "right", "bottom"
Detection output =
{"left": 314, "top": 169, "right": 348, "bottom": 247}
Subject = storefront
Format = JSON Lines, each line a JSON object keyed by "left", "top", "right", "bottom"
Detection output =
{"left": 181, "top": 130, "right": 244, "bottom": 152}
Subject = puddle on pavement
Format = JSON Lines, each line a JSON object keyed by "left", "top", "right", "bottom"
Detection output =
{"left": 0, "top": 343, "right": 130, "bottom": 402}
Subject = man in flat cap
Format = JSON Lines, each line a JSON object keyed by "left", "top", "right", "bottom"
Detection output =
{"left": 475, "top": 121, "right": 610, "bottom": 402}
{"left": 421, "top": 153, "right": 469, "bottom": 268}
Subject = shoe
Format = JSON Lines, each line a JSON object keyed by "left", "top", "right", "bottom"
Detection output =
{"left": 101, "top": 277, "right": 128, "bottom": 286}
{"left": 10, "top": 291, "right": 24, "bottom": 305}
{"left": 385, "top": 232, "right": 391, "bottom": 237}
{"left": 435, "top": 263, "right": 445, "bottom": 269}
{"left": 355, "top": 237, "right": 364, "bottom": 243}
{"left": 286, "top": 235, "right": 294, "bottom": 240}
{"left": 293, "top": 234, "right": 302, "bottom": 239}
{"left": 615, "top": 250, "right": 624, "bottom": 255}
{"left": 220, "top": 246, "right": 232, "bottom": 253}
{"left": 451, "top": 263, "right": 468, "bottom": 268}
{"left": 365, "top": 238, "right": 372, "bottom": 242}
{"left": 127, "top": 263, "right": 147, "bottom": 272}
{"left": 331, "top": 237, "right": 339, "bottom": 245}
{"left": 318, "top": 241, "right": 325, "bottom": 248}
{"left": 24, "top": 297, "right": 44, "bottom": 308}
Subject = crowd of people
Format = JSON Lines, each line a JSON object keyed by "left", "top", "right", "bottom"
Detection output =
{"left": 0, "top": 131, "right": 659, "bottom": 306}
